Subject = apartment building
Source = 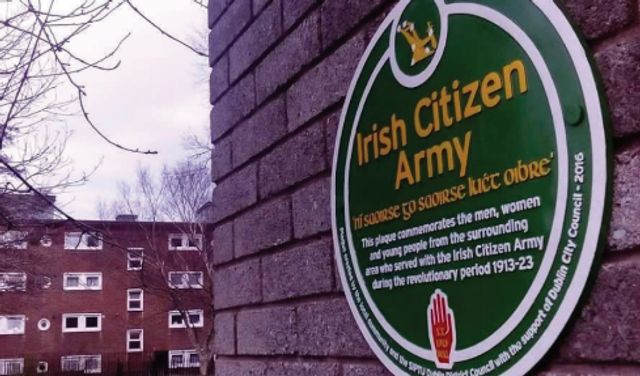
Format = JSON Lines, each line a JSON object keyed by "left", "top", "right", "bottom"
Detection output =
{"left": 0, "top": 215, "right": 211, "bottom": 375}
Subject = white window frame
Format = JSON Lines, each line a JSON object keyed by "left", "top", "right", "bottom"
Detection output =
{"left": 62, "top": 314, "right": 102, "bottom": 333}
{"left": 168, "top": 350, "right": 199, "bottom": 369}
{"left": 60, "top": 355, "right": 101, "bottom": 374}
{"left": 168, "top": 271, "right": 203, "bottom": 289}
{"left": 63, "top": 273, "right": 102, "bottom": 291}
{"left": 0, "top": 231, "right": 28, "bottom": 250}
{"left": 127, "top": 289, "right": 144, "bottom": 312}
{"left": 0, "top": 358, "right": 24, "bottom": 375}
{"left": 0, "top": 315, "right": 25, "bottom": 335}
{"left": 0, "top": 273, "right": 27, "bottom": 292}
{"left": 126, "top": 329, "right": 144, "bottom": 353}
{"left": 127, "top": 248, "right": 144, "bottom": 271}
{"left": 168, "top": 233, "right": 202, "bottom": 251}
{"left": 64, "top": 232, "right": 103, "bottom": 251}
{"left": 168, "top": 310, "right": 204, "bottom": 329}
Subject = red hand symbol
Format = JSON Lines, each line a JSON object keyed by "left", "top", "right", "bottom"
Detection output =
{"left": 428, "top": 289, "right": 456, "bottom": 369}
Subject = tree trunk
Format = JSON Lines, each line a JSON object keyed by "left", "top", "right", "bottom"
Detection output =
{"left": 199, "top": 358, "right": 209, "bottom": 376}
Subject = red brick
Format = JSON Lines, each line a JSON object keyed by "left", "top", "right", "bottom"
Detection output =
{"left": 261, "top": 237, "right": 334, "bottom": 302}
{"left": 0, "top": 221, "right": 212, "bottom": 371}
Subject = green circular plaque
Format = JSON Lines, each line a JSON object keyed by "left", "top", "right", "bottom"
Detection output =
{"left": 331, "top": 1, "right": 611, "bottom": 375}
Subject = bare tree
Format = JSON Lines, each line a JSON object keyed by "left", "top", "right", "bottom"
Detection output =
{"left": 1, "top": 2, "right": 213, "bottom": 371}
{"left": 0, "top": 0, "right": 209, "bottom": 275}
{"left": 0, "top": 0, "right": 208, "bottom": 226}
{"left": 101, "top": 143, "right": 214, "bottom": 374}
{"left": 1, "top": 0, "right": 143, "bottom": 203}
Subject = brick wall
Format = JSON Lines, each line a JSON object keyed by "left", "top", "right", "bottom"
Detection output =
{"left": 0, "top": 221, "right": 210, "bottom": 374}
{"left": 208, "top": 0, "right": 640, "bottom": 374}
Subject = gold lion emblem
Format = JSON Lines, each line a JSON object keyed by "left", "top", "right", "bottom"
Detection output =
{"left": 397, "top": 20, "right": 438, "bottom": 66}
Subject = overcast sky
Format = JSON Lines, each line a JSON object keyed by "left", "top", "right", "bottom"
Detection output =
{"left": 56, "top": 1, "right": 210, "bottom": 219}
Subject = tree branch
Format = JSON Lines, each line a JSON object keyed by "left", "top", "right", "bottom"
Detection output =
{"left": 125, "top": 0, "right": 208, "bottom": 58}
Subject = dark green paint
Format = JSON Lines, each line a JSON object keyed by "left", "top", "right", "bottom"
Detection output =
{"left": 332, "top": 1, "right": 610, "bottom": 375}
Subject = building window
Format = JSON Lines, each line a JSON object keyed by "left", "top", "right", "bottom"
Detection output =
{"left": 126, "top": 329, "right": 143, "bottom": 352}
{"left": 168, "top": 233, "right": 202, "bottom": 251}
{"left": 0, "top": 315, "right": 25, "bottom": 335}
{"left": 0, "top": 231, "right": 28, "bottom": 250}
{"left": 0, "top": 358, "right": 23, "bottom": 375}
{"left": 127, "top": 289, "right": 143, "bottom": 311}
{"left": 0, "top": 273, "right": 26, "bottom": 292}
{"left": 62, "top": 314, "right": 101, "bottom": 333}
{"left": 168, "top": 271, "right": 203, "bottom": 289}
{"left": 168, "top": 310, "right": 204, "bottom": 329}
{"left": 127, "top": 248, "right": 143, "bottom": 271}
{"left": 63, "top": 273, "right": 102, "bottom": 291}
{"left": 168, "top": 350, "right": 199, "bottom": 369}
{"left": 64, "top": 232, "right": 102, "bottom": 250}
{"left": 61, "top": 355, "right": 101, "bottom": 374}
